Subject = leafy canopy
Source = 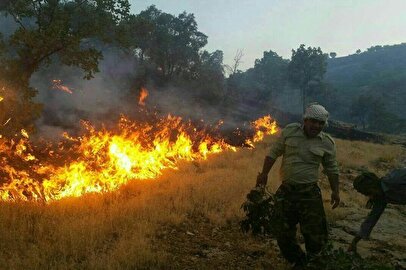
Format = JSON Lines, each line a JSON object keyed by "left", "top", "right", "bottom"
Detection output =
{"left": 0, "top": 0, "right": 130, "bottom": 135}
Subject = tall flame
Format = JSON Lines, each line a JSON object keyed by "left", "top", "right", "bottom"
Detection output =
{"left": 0, "top": 114, "right": 278, "bottom": 202}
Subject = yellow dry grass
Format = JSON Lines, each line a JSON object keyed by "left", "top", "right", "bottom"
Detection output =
{"left": 335, "top": 138, "right": 404, "bottom": 172}
{"left": 0, "top": 136, "right": 404, "bottom": 269}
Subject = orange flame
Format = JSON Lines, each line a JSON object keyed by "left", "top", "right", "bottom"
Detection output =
{"left": 52, "top": 79, "right": 73, "bottom": 94}
{"left": 138, "top": 87, "right": 148, "bottom": 105}
{"left": 0, "top": 114, "right": 278, "bottom": 202}
{"left": 252, "top": 115, "right": 278, "bottom": 142}
{"left": 244, "top": 115, "right": 278, "bottom": 147}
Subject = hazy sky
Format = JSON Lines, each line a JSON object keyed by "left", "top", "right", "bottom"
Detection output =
{"left": 130, "top": 0, "right": 406, "bottom": 70}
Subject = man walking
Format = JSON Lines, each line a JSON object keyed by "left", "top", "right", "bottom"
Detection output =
{"left": 256, "top": 103, "right": 340, "bottom": 269}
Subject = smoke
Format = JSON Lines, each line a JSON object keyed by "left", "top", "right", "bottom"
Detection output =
{"left": 31, "top": 47, "right": 139, "bottom": 140}
{"left": 0, "top": 12, "right": 18, "bottom": 38}
{"left": 1, "top": 15, "right": 268, "bottom": 141}
{"left": 31, "top": 47, "right": 233, "bottom": 141}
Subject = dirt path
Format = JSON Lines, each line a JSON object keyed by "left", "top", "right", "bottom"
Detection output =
{"left": 155, "top": 218, "right": 290, "bottom": 270}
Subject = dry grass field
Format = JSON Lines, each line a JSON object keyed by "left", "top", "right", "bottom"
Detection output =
{"left": 0, "top": 135, "right": 405, "bottom": 269}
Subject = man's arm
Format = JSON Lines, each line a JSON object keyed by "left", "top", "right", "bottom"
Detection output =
{"left": 256, "top": 156, "right": 276, "bottom": 186}
{"left": 256, "top": 130, "right": 285, "bottom": 187}
{"left": 328, "top": 174, "right": 340, "bottom": 209}
{"left": 322, "top": 141, "right": 340, "bottom": 209}
{"left": 349, "top": 199, "right": 387, "bottom": 252}
{"left": 358, "top": 199, "right": 387, "bottom": 239}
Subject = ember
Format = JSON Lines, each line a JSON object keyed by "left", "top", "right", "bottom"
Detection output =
{"left": 138, "top": 87, "right": 148, "bottom": 105}
{"left": 52, "top": 79, "right": 73, "bottom": 94}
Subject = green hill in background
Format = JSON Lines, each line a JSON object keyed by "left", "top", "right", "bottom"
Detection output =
{"left": 326, "top": 43, "right": 406, "bottom": 121}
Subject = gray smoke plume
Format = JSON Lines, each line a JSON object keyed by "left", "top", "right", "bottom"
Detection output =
{"left": 0, "top": 13, "right": 17, "bottom": 37}
{"left": 2, "top": 14, "right": 261, "bottom": 142}
{"left": 31, "top": 47, "right": 139, "bottom": 140}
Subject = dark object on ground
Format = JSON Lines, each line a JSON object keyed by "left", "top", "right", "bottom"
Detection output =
{"left": 240, "top": 187, "right": 280, "bottom": 236}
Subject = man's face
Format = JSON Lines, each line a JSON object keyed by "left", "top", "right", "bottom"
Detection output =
{"left": 304, "top": 118, "right": 325, "bottom": 138}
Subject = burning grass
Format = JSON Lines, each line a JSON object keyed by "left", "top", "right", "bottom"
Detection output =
{"left": 0, "top": 114, "right": 277, "bottom": 202}
{"left": 0, "top": 134, "right": 403, "bottom": 269}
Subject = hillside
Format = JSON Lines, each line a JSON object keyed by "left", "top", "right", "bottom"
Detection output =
{"left": 0, "top": 135, "right": 404, "bottom": 269}
{"left": 325, "top": 43, "right": 406, "bottom": 120}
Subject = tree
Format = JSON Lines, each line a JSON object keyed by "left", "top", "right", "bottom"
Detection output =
{"left": 225, "top": 49, "right": 244, "bottom": 76}
{"left": 193, "top": 50, "right": 225, "bottom": 105}
{"left": 329, "top": 52, "right": 337, "bottom": 58}
{"left": 349, "top": 94, "right": 405, "bottom": 133}
{"left": 0, "top": 0, "right": 130, "bottom": 135}
{"left": 253, "top": 50, "right": 289, "bottom": 102}
{"left": 224, "top": 50, "right": 289, "bottom": 119}
{"left": 368, "top": 102, "right": 404, "bottom": 133}
{"left": 122, "top": 5, "right": 207, "bottom": 81}
{"left": 350, "top": 94, "right": 377, "bottom": 130}
{"left": 288, "top": 44, "right": 327, "bottom": 113}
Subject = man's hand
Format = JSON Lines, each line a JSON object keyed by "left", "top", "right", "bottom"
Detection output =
{"left": 331, "top": 191, "right": 340, "bottom": 209}
{"left": 256, "top": 172, "right": 268, "bottom": 187}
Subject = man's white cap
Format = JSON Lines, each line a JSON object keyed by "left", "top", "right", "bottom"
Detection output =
{"left": 303, "top": 103, "right": 329, "bottom": 122}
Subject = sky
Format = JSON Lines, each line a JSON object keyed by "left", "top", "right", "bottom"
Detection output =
{"left": 130, "top": 0, "right": 406, "bottom": 70}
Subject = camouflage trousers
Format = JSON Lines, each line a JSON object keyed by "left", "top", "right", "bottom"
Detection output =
{"left": 274, "top": 182, "right": 328, "bottom": 264}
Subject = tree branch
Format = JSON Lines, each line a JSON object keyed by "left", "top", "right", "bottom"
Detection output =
{"left": 27, "top": 45, "right": 66, "bottom": 74}
{"left": 8, "top": 6, "right": 27, "bottom": 30}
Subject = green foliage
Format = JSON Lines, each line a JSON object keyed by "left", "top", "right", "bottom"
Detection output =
{"left": 116, "top": 5, "right": 227, "bottom": 107}
{"left": 350, "top": 94, "right": 406, "bottom": 133}
{"left": 2, "top": 0, "right": 130, "bottom": 78}
{"left": 240, "top": 187, "right": 281, "bottom": 236}
{"left": 0, "top": 0, "right": 130, "bottom": 135}
{"left": 225, "top": 50, "right": 289, "bottom": 118}
{"left": 253, "top": 50, "right": 289, "bottom": 101}
{"left": 192, "top": 50, "right": 225, "bottom": 105}
{"left": 120, "top": 5, "right": 208, "bottom": 81}
{"left": 326, "top": 43, "right": 406, "bottom": 126}
{"left": 350, "top": 94, "right": 381, "bottom": 130}
{"left": 288, "top": 44, "right": 328, "bottom": 113}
